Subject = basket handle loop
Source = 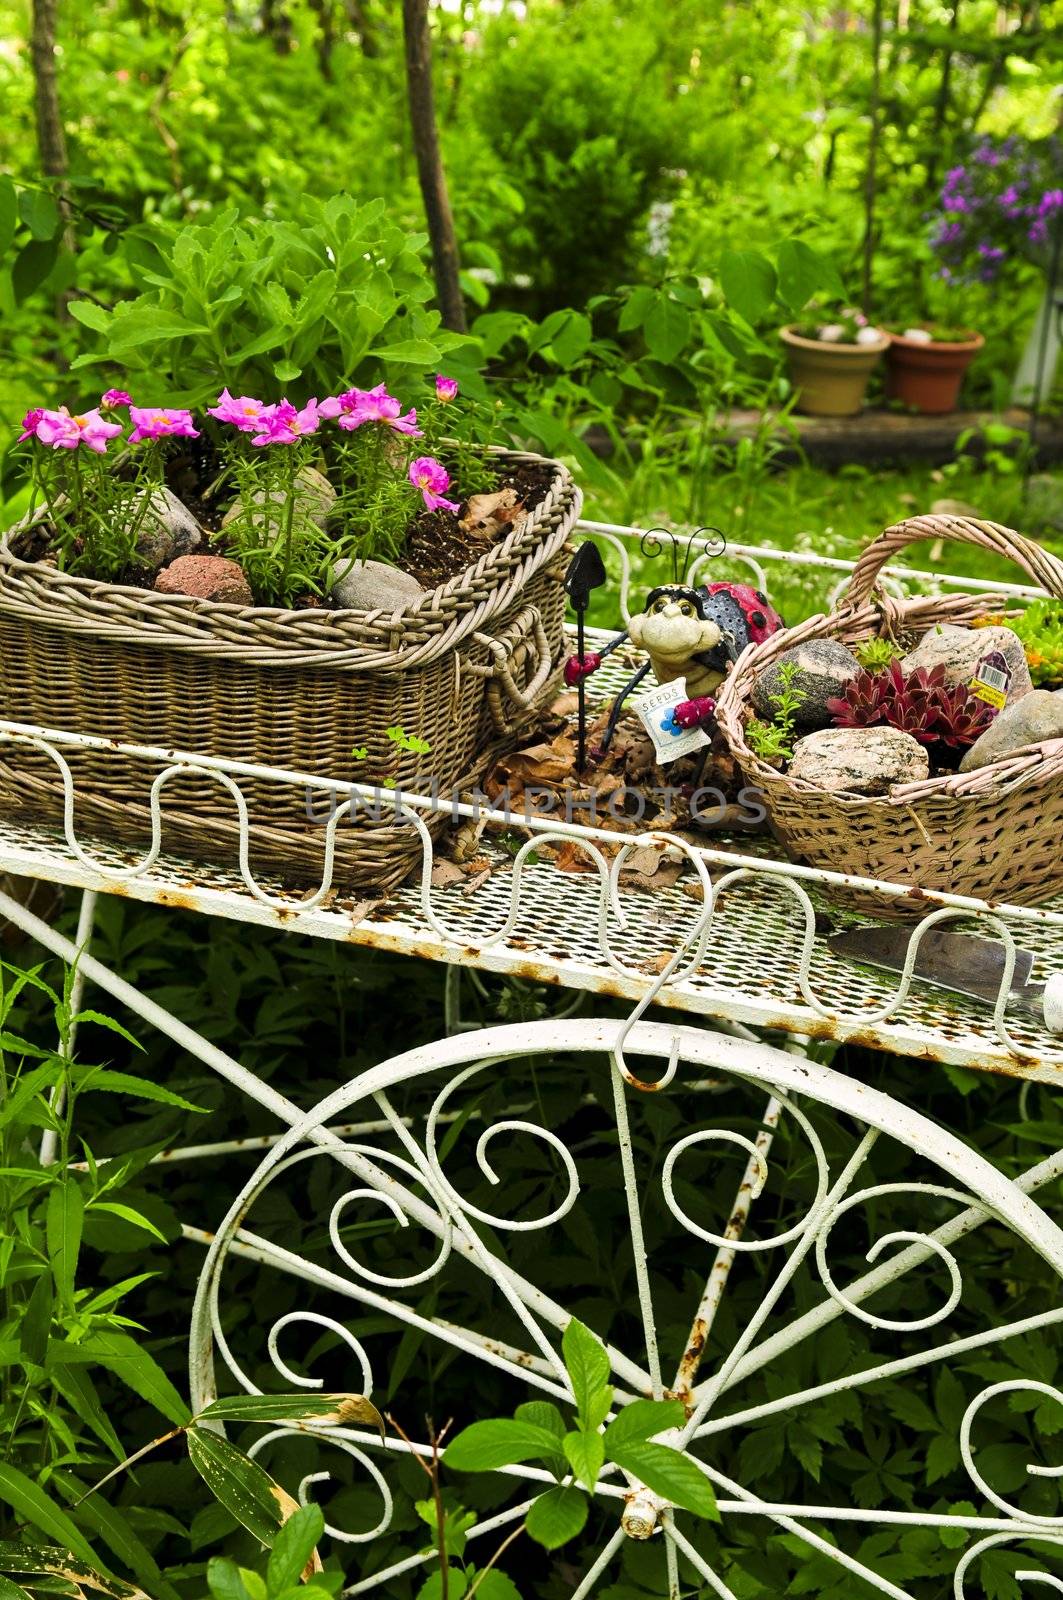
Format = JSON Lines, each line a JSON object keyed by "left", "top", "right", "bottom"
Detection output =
{"left": 838, "top": 514, "right": 1063, "bottom": 612}
{"left": 472, "top": 606, "right": 553, "bottom": 736}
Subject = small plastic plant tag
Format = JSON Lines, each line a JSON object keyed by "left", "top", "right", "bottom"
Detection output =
{"left": 969, "top": 649, "right": 1012, "bottom": 710}
{"left": 635, "top": 677, "right": 711, "bottom": 766}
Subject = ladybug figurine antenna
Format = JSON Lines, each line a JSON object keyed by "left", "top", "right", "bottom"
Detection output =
{"left": 637, "top": 525, "right": 728, "bottom": 586}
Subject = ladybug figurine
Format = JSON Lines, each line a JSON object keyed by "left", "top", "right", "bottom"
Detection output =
{"left": 563, "top": 529, "right": 784, "bottom": 759}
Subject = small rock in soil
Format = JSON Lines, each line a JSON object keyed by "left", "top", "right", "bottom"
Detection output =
{"left": 788, "top": 726, "right": 930, "bottom": 795}
{"left": 120, "top": 487, "right": 203, "bottom": 570}
{"left": 331, "top": 558, "right": 426, "bottom": 612}
{"left": 959, "top": 689, "right": 1063, "bottom": 772}
{"left": 222, "top": 465, "right": 335, "bottom": 534}
{"left": 901, "top": 623, "right": 1032, "bottom": 701}
{"left": 751, "top": 640, "right": 861, "bottom": 729}
{"left": 155, "top": 554, "right": 253, "bottom": 605}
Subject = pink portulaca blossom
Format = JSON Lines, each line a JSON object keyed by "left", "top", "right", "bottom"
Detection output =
{"left": 128, "top": 407, "right": 199, "bottom": 444}
{"left": 100, "top": 389, "right": 132, "bottom": 409}
{"left": 409, "top": 456, "right": 459, "bottom": 515}
{"left": 208, "top": 388, "right": 272, "bottom": 432}
{"left": 18, "top": 408, "right": 45, "bottom": 442}
{"left": 35, "top": 407, "right": 124, "bottom": 453}
{"left": 329, "top": 384, "right": 421, "bottom": 437}
{"left": 251, "top": 399, "right": 321, "bottom": 447}
{"left": 435, "top": 374, "right": 459, "bottom": 403}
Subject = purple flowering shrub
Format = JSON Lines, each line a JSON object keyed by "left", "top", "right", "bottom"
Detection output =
{"left": 15, "top": 373, "right": 484, "bottom": 606}
{"left": 931, "top": 136, "right": 1063, "bottom": 286}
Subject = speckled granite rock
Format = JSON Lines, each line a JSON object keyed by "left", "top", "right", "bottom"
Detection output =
{"left": 788, "top": 725, "right": 930, "bottom": 795}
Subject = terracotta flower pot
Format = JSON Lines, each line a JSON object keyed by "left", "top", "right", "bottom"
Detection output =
{"left": 780, "top": 326, "right": 889, "bottom": 417}
{"left": 885, "top": 330, "right": 984, "bottom": 415}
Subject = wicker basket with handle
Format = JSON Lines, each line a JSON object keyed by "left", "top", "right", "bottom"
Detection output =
{"left": 715, "top": 514, "right": 1063, "bottom": 918}
{"left": 0, "top": 447, "right": 580, "bottom": 892}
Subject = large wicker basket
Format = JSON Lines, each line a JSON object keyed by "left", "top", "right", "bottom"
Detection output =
{"left": 0, "top": 448, "right": 580, "bottom": 892}
{"left": 715, "top": 514, "right": 1063, "bottom": 917}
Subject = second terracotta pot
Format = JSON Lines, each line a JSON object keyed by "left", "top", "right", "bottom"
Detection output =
{"left": 780, "top": 326, "right": 889, "bottom": 417}
{"left": 885, "top": 330, "right": 984, "bottom": 414}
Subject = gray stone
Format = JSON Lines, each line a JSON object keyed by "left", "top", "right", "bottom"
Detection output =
{"left": 222, "top": 465, "right": 336, "bottom": 535}
{"left": 788, "top": 726, "right": 930, "bottom": 795}
{"left": 331, "top": 558, "right": 426, "bottom": 612}
{"left": 124, "top": 488, "right": 203, "bottom": 570}
{"left": 901, "top": 623, "right": 1032, "bottom": 702}
{"left": 959, "top": 689, "right": 1063, "bottom": 772}
{"left": 751, "top": 639, "right": 861, "bottom": 729}
{"left": 1025, "top": 474, "right": 1063, "bottom": 536}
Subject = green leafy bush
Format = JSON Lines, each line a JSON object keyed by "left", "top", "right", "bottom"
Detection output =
{"left": 67, "top": 196, "right": 468, "bottom": 408}
{"left": 470, "top": 2, "right": 685, "bottom": 309}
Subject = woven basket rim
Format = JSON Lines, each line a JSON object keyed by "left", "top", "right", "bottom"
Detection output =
{"left": 715, "top": 593, "right": 1063, "bottom": 806}
{"left": 0, "top": 446, "right": 580, "bottom": 670}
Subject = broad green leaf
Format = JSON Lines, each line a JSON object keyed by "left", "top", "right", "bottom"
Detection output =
{"left": 67, "top": 301, "right": 110, "bottom": 333}
{"left": 272, "top": 360, "right": 302, "bottom": 384}
{"left": 0, "top": 1543, "right": 142, "bottom": 1599}
{"left": 617, "top": 284, "right": 656, "bottom": 333}
{"left": 0, "top": 176, "right": 17, "bottom": 258}
{"left": 514, "top": 1401, "right": 565, "bottom": 1440}
{"left": 524, "top": 1486, "right": 587, "bottom": 1550}
{"left": 775, "top": 237, "right": 845, "bottom": 313}
{"left": 47, "top": 1180, "right": 84, "bottom": 1308}
{"left": 445, "top": 1419, "right": 563, "bottom": 1472}
{"left": 562, "top": 1429, "right": 604, "bottom": 1491}
{"left": 470, "top": 1571, "right": 521, "bottom": 1600}
{"left": 0, "top": 1574, "right": 33, "bottom": 1599}
{"left": 415, "top": 1569, "right": 468, "bottom": 1600}
{"left": 607, "top": 1441, "right": 718, "bottom": 1520}
{"left": 19, "top": 189, "right": 60, "bottom": 242}
{"left": 107, "top": 310, "right": 209, "bottom": 352}
{"left": 49, "top": 1367, "right": 124, "bottom": 1463}
{"left": 186, "top": 1429, "right": 288, "bottom": 1548}
{"left": 0, "top": 1466, "right": 98, "bottom": 1566}
{"left": 604, "top": 1399, "right": 685, "bottom": 1449}
{"left": 718, "top": 249, "right": 776, "bottom": 327}
{"left": 204, "top": 1557, "right": 251, "bottom": 1600}
{"left": 369, "top": 337, "right": 441, "bottom": 365}
{"left": 643, "top": 296, "right": 691, "bottom": 364}
{"left": 53, "top": 1474, "right": 175, "bottom": 1600}
{"left": 54, "top": 1331, "right": 190, "bottom": 1425}
{"left": 266, "top": 1504, "right": 324, "bottom": 1592}
{"left": 541, "top": 309, "right": 592, "bottom": 368}
{"left": 197, "top": 1392, "right": 382, "bottom": 1436}
{"left": 562, "top": 1319, "right": 611, "bottom": 1427}
{"left": 12, "top": 239, "right": 60, "bottom": 304}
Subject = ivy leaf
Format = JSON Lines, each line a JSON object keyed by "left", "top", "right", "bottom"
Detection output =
{"left": 607, "top": 1442, "right": 718, "bottom": 1520}
{"left": 524, "top": 1486, "right": 588, "bottom": 1550}
{"left": 445, "top": 1419, "right": 563, "bottom": 1472}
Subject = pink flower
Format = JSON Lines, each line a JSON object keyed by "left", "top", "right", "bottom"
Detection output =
{"left": 332, "top": 383, "right": 421, "bottom": 437}
{"left": 409, "top": 455, "right": 459, "bottom": 515}
{"left": 208, "top": 388, "right": 271, "bottom": 432}
{"left": 250, "top": 398, "right": 321, "bottom": 447}
{"left": 35, "top": 406, "right": 124, "bottom": 453}
{"left": 435, "top": 374, "right": 459, "bottom": 403}
{"left": 17, "top": 408, "right": 44, "bottom": 442}
{"left": 100, "top": 389, "right": 132, "bottom": 409}
{"left": 128, "top": 406, "right": 199, "bottom": 443}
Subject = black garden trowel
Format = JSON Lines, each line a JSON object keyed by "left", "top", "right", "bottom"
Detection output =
{"left": 564, "top": 541, "right": 609, "bottom": 774}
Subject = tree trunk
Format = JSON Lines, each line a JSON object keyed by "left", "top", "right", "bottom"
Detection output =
{"left": 401, "top": 0, "right": 466, "bottom": 334}
{"left": 860, "top": 0, "right": 885, "bottom": 317}
{"left": 308, "top": 0, "right": 336, "bottom": 79}
{"left": 342, "top": 0, "right": 379, "bottom": 58}
{"left": 30, "top": 0, "right": 68, "bottom": 185}
{"left": 260, "top": 0, "right": 294, "bottom": 55}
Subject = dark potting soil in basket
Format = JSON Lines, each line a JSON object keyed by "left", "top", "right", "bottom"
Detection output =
{"left": 9, "top": 445, "right": 556, "bottom": 605}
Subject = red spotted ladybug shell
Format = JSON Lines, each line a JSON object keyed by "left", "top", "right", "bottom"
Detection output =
{"left": 701, "top": 581, "right": 784, "bottom": 647}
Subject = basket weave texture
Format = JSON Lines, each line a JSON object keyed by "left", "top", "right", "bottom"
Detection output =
{"left": 715, "top": 514, "right": 1063, "bottom": 917}
{"left": 0, "top": 448, "right": 580, "bottom": 891}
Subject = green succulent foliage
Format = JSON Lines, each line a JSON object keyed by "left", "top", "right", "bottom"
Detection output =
{"left": 65, "top": 196, "right": 468, "bottom": 407}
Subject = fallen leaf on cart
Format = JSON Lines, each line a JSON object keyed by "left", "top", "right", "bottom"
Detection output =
{"left": 461, "top": 487, "right": 521, "bottom": 539}
{"left": 462, "top": 867, "right": 492, "bottom": 895}
{"left": 550, "top": 691, "right": 580, "bottom": 717}
{"left": 431, "top": 860, "right": 466, "bottom": 889}
{"left": 620, "top": 861, "right": 684, "bottom": 893}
